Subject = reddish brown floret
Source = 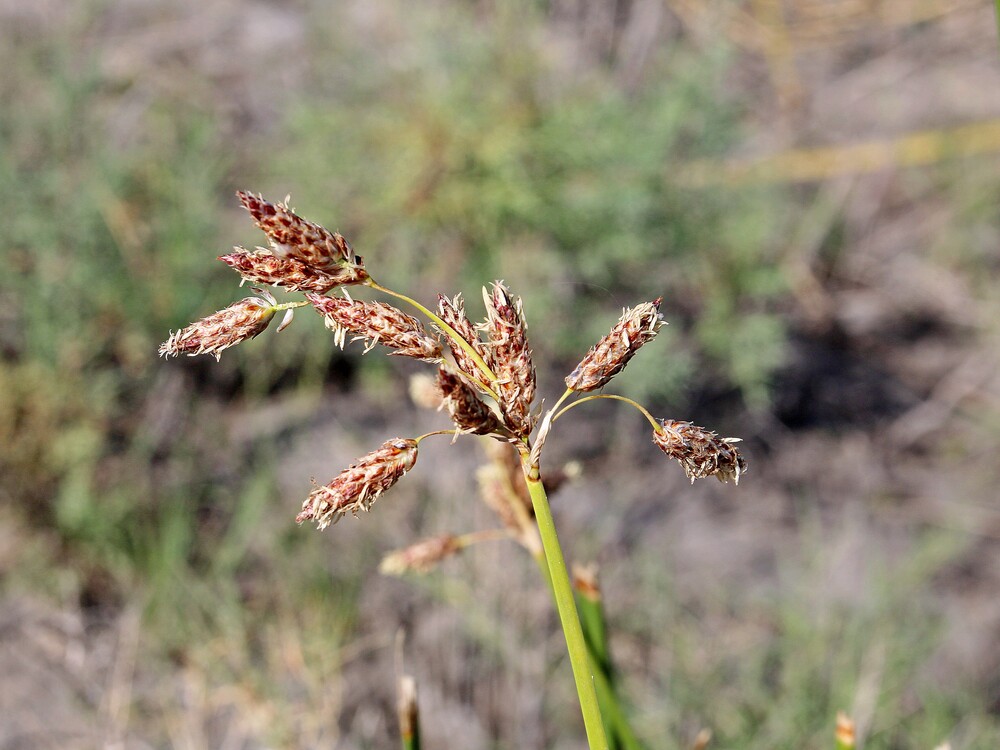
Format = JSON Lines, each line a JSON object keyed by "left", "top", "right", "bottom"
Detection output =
{"left": 565, "top": 298, "right": 664, "bottom": 392}
{"left": 220, "top": 248, "right": 368, "bottom": 292}
{"left": 482, "top": 282, "right": 536, "bottom": 437}
{"left": 652, "top": 419, "right": 747, "bottom": 484}
{"left": 435, "top": 367, "right": 503, "bottom": 435}
{"left": 236, "top": 191, "right": 366, "bottom": 277}
{"left": 307, "top": 292, "right": 442, "bottom": 362}
{"left": 436, "top": 293, "right": 489, "bottom": 384}
{"left": 297, "top": 438, "right": 419, "bottom": 529}
{"left": 158, "top": 293, "right": 276, "bottom": 360}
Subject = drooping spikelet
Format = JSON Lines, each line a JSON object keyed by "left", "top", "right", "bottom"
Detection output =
{"left": 159, "top": 291, "right": 277, "bottom": 360}
{"left": 307, "top": 293, "right": 442, "bottom": 362}
{"left": 565, "top": 298, "right": 664, "bottom": 391}
{"left": 237, "top": 191, "right": 367, "bottom": 279}
{"left": 436, "top": 368, "right": 503, "bottom": 435}
{"left": 436, "top": 293, "right": 488, "bottom": 383}
{"left": 652, "top": 419, "right": 747, "bottom": 484}
{"left": 297, "top": 438, "right": 419, "bottom": 530}
{"left": 482, "top": 282, "right": 536, "bottom": 437}
{"left": 379, "top": 533, "right": 464, "bottom": 575}
{"left": 220, "top": 247, "right": 366, "bottom": 293}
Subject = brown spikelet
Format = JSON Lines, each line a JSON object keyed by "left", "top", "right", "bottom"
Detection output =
{"left": 220, "top": 247, "right": 367, "bottom": 292}
{"left": 379, "top": 533, "right": 464, "bottom": 575}
{"left": 158, "top": 291, "right": 277, "bottom": 360}
{"left": 482, "top": 282, "right": 536, "bottom": 436}
{"left": 297, "top": 438, "right": 418, "bottom": 529}
{"left": 307, "top": 292, "right": 442, "bottom": 362}
{"left": 565, "top": 298, "right": 664, "bottom": 391}
{"left": 237, "top": 191, "right": 366, "bottom": 276}
{"left": 436, "top": 294, "right": 488, "bottom": 382}
{"left": 652, "top": 419, "right": 747, "bottom": 484}
{"left": 436, "top": 368, "right": 503, "bottom": 435}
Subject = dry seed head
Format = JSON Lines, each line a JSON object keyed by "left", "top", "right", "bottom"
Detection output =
{"left": 565, "top": 298, "right": 664, "bottom": 391}
{"left": 482, "top": 282, "right": 536, "bottom": 436}
{"left": 436, "top": 293, "right": 488, "bottom": 383}
{"left": 436, "top": 368, "right": 503, "bottom": 435}
{"left": 652, "top": 419, "right": 747, "bottom": 484}
{"left": 379, "top": 533, "right": 463, "bottom": 575}
{"left": 158, "top": 291, "right": 277, "bottom": 360}
{"left": 297, "top": 438, "right": 419, "bottom": 530}
{"left": 220, "top": 247, "right": 367, "bottom": 292}
{"left": 307, "top": 293, "right": 443, "bottom": 362}
{"left": 237, "top": 191, "right": 366, "bottom": 277}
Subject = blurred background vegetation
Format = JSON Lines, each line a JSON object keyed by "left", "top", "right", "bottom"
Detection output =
{"left": 2, "top": 1, "right": 999, "bottom": 748}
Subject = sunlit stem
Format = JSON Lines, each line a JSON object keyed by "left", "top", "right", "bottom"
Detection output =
{"left": 413, "top": 429, "right": 459, "bottom": 445}
{"left": 366, "top": 279, "right": 500, "bottom": 400}
{"left": 554, "top": 393, "right": 660, "bottom": 432}
{"left": 520, "top": 454, "right": 608, "bottom": 749}
{"left": 272, "top": 300, "right": 311, "bottom": 311}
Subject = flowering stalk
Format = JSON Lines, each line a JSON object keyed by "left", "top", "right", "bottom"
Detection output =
{"left": 520, "top": 451, "right": 609, "bottom": 750}
{"left": 161, "top": 190, "right": 749, "bottom": 749}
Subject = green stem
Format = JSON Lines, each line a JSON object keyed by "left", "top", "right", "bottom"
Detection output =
{"left": 576, "top": 588, "right": 646, "bottom": 750}
{"left": 366, "top": 279, "right": 500, "bottom": 400}
{"left": 554, "top": 393, "right": 660, "bottom": 432}
{"left": 272, "top": 300, "right": 310, "bottom": 311}
{"left": 521, "top": 460, "right": 608, "bottom": 749}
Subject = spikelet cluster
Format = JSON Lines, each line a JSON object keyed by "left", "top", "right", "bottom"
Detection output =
{"left": 297, "top": 438, "right": 419, "bottom": 530}
{"left": 237, "top": 191, "right": 364, "bottom": 274}
{"left": 307, "top": 292, "right": 442, "bottom": 362}
{"left": 566, "top": 298, "right": 663, "bottom": 391}
{"left": 437, "top": 293, "right": 488, "bottom": 382}
{"left": 159, "top": 292, "right": 276, "bottom": 360}
{"left": 436, "top": 368, "right": 502, "bottom": 435}
{"left": 161, "top": 188, "right": 749, "bottom": 550}
{"left": 220, "top": 248, "right": 355, "bottom": 294}
{"left": 652, "top": 419, "right": 747, "bottom": 484}
{"left": 482, "top": 282, "right": 536, "bottom": 437}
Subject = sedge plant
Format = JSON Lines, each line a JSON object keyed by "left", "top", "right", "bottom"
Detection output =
{"left": 160, "top": 191, "right": 748, "bottom": 748}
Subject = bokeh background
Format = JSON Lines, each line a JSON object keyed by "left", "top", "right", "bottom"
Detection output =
{"left": 3, "top": 1, "right": 1000, "bottom": 747}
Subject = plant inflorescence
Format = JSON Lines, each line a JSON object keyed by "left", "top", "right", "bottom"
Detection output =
{"left": 160, "top": 191, "right": 747, "bottom": 748}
